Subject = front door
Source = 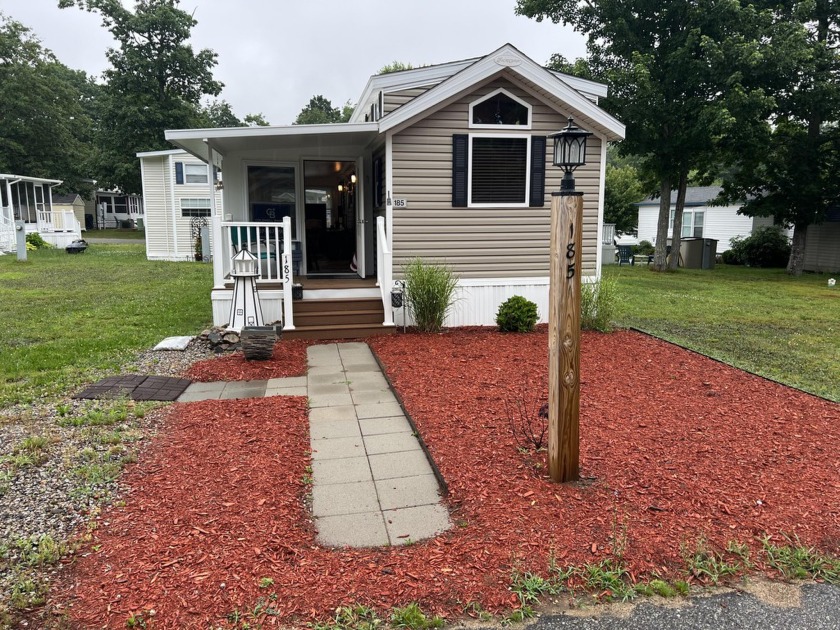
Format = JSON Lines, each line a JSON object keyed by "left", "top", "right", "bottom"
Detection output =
{"left": 303, "top": 160, "right": 360, "bottom": 276}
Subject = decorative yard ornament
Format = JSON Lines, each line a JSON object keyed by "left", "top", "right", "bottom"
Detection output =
{"left": 546, "top": 117, "right": 592, "bottom": 483}
{"left": 227, "top": 248, "right": 264, "bottom": 332}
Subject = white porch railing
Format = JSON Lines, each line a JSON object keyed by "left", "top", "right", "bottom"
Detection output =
{"left": 0, "top": 210, "right": 14, "bottom": 252}
{"left": 37, "top": 209, "right": 81, "bottom": 234}
{"left": 376, "top": 216, "right": 394, "bottom": 326}
{"left": 213, "top": 216, "right": 294, "bottom": 330}
{"left": 602, "top": 222, "right": 616, "bottom": 245}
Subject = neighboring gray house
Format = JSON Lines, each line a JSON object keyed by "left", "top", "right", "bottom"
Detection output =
{"left": 163, "top": 44, "right": 625, "bottom": 336}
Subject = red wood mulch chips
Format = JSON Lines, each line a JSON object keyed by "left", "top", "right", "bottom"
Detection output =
{"left": 184, "top": 339, "right": 313, "bottom": 382}
{"left": 52, "top": 329, "right": 840, "bottom": 628}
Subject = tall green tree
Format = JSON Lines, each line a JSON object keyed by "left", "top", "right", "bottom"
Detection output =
{"left": 0, "top": 13, "right": 96, "bottom": 193}
{"left": 518, "top": 0, "right": 773, "bottom": 271}
{"left": 59, "top": 0, "right": 222, "bottom": 194}
{"left": 718, "top": 2, "right": 840, "bottom": 275}
{"left": 294, "top": 95, "right": 352, "bottom": 125}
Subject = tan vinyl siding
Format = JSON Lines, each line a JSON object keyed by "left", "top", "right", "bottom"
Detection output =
{"left": 383, "top": 85, "right": 436, "bottom": 116}
{"left": 391, "top": 79, "right": 602, "bottom": 278}
{"left": 142, "top": 156, "right": 176, "bottom": 258}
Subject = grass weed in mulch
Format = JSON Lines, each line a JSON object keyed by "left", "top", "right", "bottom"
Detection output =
{"left": 51, "top": 329, "right": 840, "bottom": 627}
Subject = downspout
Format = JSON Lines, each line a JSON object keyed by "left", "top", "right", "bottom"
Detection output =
{"left": 167, "top": 154, "right": 179, "bottom": 259}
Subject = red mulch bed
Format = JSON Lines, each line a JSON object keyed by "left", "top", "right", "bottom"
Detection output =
{"left": 51, "top": 329, "right": 840, "bottom": 628}
{"left": 184, "top": 339, "right": 313, "bottom": 381}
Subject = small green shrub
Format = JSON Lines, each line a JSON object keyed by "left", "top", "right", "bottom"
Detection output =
{"left": 721, "top": 248, "right": 742, "bottom": 265}
{"left": 728, "top": 226, "right": 791, "bottom": 268}
{"left": 496, "top": 295, "right": 538, "bottom": 332}
{"left": 403, "top": 258, "right": 459, "bottom": 333}
{"left": 581, "top": 277, "right": 618, "bottom": 332}
{"left": 25, "top": 233, "right": 52, "bottom": 249}
{"left": 633, "top": 240, "right": 655, "bottom": 255}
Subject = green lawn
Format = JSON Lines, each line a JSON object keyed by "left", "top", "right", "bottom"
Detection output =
{"left": 84, "top": 228, "right": 146, "bottom": 240}
{"left": 0, "top": 244, "right": 212, "bottom": 407}
{"left": 603, "top": 264, "right": 840, "bottom": 402}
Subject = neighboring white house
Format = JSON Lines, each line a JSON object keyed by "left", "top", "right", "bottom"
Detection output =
{"left": 0, "top": 173, "right": 82, "bottom": 252}
{"left": 137, "top": 149, "right": 223, "bottom": 261}
{"left": 93, "top": 190, "right": 144, "bottom": 229}
{"left": 162, "top": 44, "right": 625, "bottom": 335}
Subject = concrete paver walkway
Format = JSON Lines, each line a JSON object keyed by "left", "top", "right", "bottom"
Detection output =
{"left": 177, "top": 342, "right": 451, "bottom": 547}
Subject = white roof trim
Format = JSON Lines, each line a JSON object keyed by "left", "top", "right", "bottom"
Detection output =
{"left": 136, "top": 148, "right": 187, "bottom": 158}
{"left": 548, "top": 71, "right": 609, "bottom": 98}
{"left": 0, "top": 173, "right": 63, "bottom": 186}
{"left": 165, "top": 122, "right": 379, "bottom": 143}
{"left": 378, "top": 44, "right": 624, "bottom": 141}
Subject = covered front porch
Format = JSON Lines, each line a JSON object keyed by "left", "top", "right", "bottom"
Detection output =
{"left": 165, "top": 123, "right": 397, "bottom": 336}
{"left": 0, "top": 174, "right": 82, "bottom": 252}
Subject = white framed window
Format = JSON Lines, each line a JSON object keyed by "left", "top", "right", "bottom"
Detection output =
{"left": 180, "top": 198, "right": 211, "bottom": 217}
{"left": 184, "top": 163, "right": 208, "bottom": 184}
{"left": 469, "top": 88, "right": 531, "bottom": 129}
{"left": 669, "top": 210, "right": 705, "bottom": 238}
{"left": 468, "top": 133, "right": 531, "bottom": 207}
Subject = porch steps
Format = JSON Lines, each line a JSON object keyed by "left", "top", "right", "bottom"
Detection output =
{"left": 285, "top": 297, "right": 395, "bottom": 340}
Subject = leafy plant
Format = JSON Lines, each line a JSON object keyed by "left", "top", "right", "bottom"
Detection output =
{"left": 9, "top": 577, "right": 46, "bottom": 609}
{"left": 633, "top": 240, "right": 655, "bottom": 255}
{"left": 580, "top": 558, "right": 636, "bottom": 601}
{"left": 581, "top": 276, "right": 618, "bottom": 332}
{"left": 496, "top": 295, "right": 538, "bottom": 332}
{"left": 259, "top": 576, "right": 274, "bottom": 588}
{"left": 389, "top": 603, "right": 444, "bottom": 629}
{"left": 403, "top": 258, "right": 459, "bottom": 333}
{"left": 25, "top": 233, "right": 51, "bottom": 249}
{"left": 728, "top": 226, "right": 791, "bottom": 268}
{"left": 681, "top": 538, "right": 742, "bottom": 584}
{"left": 510, "top": 569, "right": 560, "bottom": 606}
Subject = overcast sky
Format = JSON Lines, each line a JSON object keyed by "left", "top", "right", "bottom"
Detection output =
{"left": 5, "top": 0, "right": 587, "bottom": 126}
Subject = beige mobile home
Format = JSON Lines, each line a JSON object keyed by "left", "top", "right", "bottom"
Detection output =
{"left": 164, "top": 44, "right": 625, "bottom": 336}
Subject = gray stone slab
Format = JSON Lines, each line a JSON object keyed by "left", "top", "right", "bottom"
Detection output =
{"left": 355, "top": 402, "right": 404, "bottom": 419}
{"left": 264, "top": 386, "right": 307, "bottom": 397}
{"left": 347, "top": 374, "right": 390, "bottom": 392}
{"left": 351, "top": 390, "right": 398, "bottom": 405}
{"left": 308, "top": 382, "right": 350, "bottom": 397}
{"left": 309, "top": 405, "right": 357, "bottom": 422}
{"left": 267, "top": 376, "right": 307, "bottom": 388}
{"left": 337, "top": 342, "right": 371, "bottom": 353}
{"left": 308, "top": 393, "right": 354, "bottom": 408}
{"left": 307, "top": 366, "right": 347, "bottom": 377}
{"left": 342, "top": 362, "right": 382, "bottom": 374}
{"left": 359, "top": 416, "right": 413, "bottom": 436}
{"left": 383, "top": 503, "right": 451, "bottom": 545}
{"left": 310, "top": 418, "right": 363, "bottom": 440}
{"left": 183, "top": 381, "right": 227, "bottom": 393}
{"left": 375, "top": 474, "right": 442, "bottom": 510}
{"left": 311, "top": 456, "right": 372, "bottom": 485}
{"left": 310, "top": 436, "right": 366, "bottom": 460}
{"left": 153, "top": 335, "right": 194, "bottom": 351}
{"left": 309, "top": 373, "right": 350, "bottom": 386}
{"left": 176, "top": 391, "right": 221, "bottom": 403}
{"left": 221, "top": 380, "right": 268, "bottom": 399}
{"left": 312, "top": 480, "right": 379, "bottom": 516}
{"left": 316, "top": 512, "right": 389, "bottom": 547}
{"left": 368, "top": 450, "right": 434, "bottom": 480}
{"left": 363, "top": 432, "right": 422, "bottom": 455}
{"left": 307, "top": 344, "right": 341, "bottom": 366}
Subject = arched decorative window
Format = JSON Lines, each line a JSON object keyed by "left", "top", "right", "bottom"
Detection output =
{"left": 469, "top": 88, "right": 531, "bottom": 128}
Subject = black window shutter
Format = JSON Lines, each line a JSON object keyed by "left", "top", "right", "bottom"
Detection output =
{"left": 529, "top": 136, "right": 547, "bottom": 207}
{"left": 175, "top": 162, "right": 184, "bottom": 185}
{"left": 452, "top": 134, "right": 468, "bottom": 207}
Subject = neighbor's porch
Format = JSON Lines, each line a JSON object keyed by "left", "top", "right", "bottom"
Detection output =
{"left": 0, "top": 174, "right": 81, "bottom": 252}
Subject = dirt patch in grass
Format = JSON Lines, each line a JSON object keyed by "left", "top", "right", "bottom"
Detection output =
{"left": 50, "top": 329, "right": 839, "bottom": 627}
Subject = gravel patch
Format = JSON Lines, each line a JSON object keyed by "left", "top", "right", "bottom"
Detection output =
{"left": 0, "top": 337, "right": 216, "bottom": 621}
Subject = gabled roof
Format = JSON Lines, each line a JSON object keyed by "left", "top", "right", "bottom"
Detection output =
{"left": 375, "top": 44, "right": 624, "bottom": 141}
{"left": 636, "top": 186, "right": 728, "bottom": 208}
{"left": 53, "top": 193, "right": 84, "bottom": 204}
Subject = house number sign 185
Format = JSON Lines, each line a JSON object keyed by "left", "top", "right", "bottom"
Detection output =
{"left": 566, "top": 224, "right": 577, "bottom": 279}
{"left": 392, "top": 198, "right": 407, "bottom": 208}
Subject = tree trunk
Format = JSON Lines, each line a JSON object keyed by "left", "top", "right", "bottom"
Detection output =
{"left": 652, "top": 176, "right": 672, "bottom": 272}
{"left": 668, "top": 170, "right": 689, "bottom": 271}
{"left": 787, "top": 223, "right": 807, "bottom": 276}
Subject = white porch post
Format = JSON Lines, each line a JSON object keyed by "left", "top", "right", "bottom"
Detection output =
{"left": 281, "top": 215, "right": 295, "bottom": 331}
{"left": 210, "top": 214, "right": 224, "bottom": 287}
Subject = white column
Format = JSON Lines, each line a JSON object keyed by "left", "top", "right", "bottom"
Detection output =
{"left": 282, "top": 215, "right": 295, "bottom": 330}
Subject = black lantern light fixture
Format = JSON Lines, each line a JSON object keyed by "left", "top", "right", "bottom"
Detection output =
{"left": 548, "top": 117, "right": 593, "bottom": 192}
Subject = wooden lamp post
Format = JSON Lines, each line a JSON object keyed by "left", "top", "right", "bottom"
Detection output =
{"left": 547, "top": 118, "right": 592, "bottom": 483}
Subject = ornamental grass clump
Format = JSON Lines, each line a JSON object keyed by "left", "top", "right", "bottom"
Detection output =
{"left": 581, "top": 276, "right": 618, "bottom": 332}
{"left": 403, "top": 258, "right": 459, "bottom": 333}
{"left": 496, "top": 295, "right": 538, "bottom": 332}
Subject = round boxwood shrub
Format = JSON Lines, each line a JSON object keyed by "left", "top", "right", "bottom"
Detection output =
{"left": 496, "top": 295, "right": 538, "bottom": 332}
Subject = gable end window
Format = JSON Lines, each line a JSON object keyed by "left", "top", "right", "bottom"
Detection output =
{"left": 469, "top": 88, "right": 531, "bottom": 129}
{"left": 452, "top": 134, "right": 546, "bottom": 207}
